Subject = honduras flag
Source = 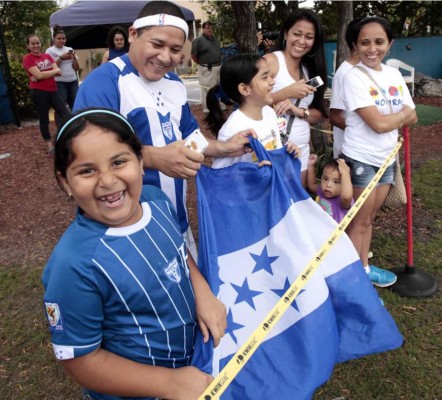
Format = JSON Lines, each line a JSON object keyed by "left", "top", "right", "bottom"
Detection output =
{"left": 192, "top": 139, "right": 403, "bottom": 399}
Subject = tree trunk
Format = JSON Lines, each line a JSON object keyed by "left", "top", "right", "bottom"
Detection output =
{"left": 272, "top": 1, "right": 294, "bottom": 23}
{"left": 231, "top": 0, "right": 258, "bottom": 54}
{"left": 336, "top": 1, "right": 353, "bottom": 71}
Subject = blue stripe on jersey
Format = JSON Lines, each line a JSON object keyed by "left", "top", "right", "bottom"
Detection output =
{"left": 73, "top": 55, "right": 199, "bottom": 234}
{"left": 93, "top": 203, "right": 196, "bottom": 365}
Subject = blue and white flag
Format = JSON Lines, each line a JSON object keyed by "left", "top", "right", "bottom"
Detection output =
{"left": 192, "top": 139, "right": 403, "bottom": 399}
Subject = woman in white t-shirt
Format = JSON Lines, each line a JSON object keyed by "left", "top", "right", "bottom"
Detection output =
{"left": 45, "top": 25, "right": 79, "bottom": 124}
{"left": 205, "top": 53, "right": 299, "bottom": 169}
{"left": 340, "top": 17, "right": 417, "bottom": 287}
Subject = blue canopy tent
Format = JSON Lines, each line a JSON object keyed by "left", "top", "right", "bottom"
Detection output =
{"left": 49, "top": 1, "right": 195, "bottom": 50}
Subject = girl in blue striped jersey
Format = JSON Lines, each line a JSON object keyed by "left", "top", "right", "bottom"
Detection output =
{"left": 43, "top": 108, "right": 226, "bottom": 400}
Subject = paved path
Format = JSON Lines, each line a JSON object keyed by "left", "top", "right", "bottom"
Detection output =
{"left": 182, "top": 76, "right": 201, "bottom": 105}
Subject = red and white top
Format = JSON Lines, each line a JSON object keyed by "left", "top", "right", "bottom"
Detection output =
{"left": 22, "top": 52, "right": 57, "bottom": 91}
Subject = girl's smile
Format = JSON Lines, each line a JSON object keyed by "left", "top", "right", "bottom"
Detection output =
{"left": 59, "top": 126, "right": 144, "bottom": 228}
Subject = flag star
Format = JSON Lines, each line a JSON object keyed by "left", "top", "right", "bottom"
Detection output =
{"left": 231, "top": 278, "right": 262, "bottom": 310}
{"left": 225, "top": 309, "right": 244, "bottom": 344}
{"left": 271, "top": 278, "right": 305, "bottom": 312}
{"left": 250, "top": 245, "right": 279, "bottom": 275}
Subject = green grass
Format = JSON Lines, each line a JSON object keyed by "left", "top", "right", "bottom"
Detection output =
{"left": 415, "top": 104, "right": 442, "bottom": 126}
{"left": 2, "top": 164, "right": 441, "bottom": 400}
{"left": 0, "top": 266, "right": 81, "bottom": 399}
{"left": 0, "top": 145, "right": 440, "bottom": 400}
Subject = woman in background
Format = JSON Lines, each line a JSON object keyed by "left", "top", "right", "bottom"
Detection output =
{"left": 46, "top": 25, "right": 79, "bottom": 124}
{"left": 101, "top": 26, "right": 129, "bottom": 63}
{"left": 23, "top": 34, "right": 69, "bottom": 156}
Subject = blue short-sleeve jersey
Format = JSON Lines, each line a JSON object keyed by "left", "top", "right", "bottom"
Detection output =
{"left": 43, "top": 186, "right": 196, "bottom": 399}
{"left": 73, "top": 55, "right": 200, "bottom": 233}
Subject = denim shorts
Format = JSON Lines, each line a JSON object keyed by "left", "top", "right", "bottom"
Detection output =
{"left": 340, "top": 154, "right": 395, "bottom": 188}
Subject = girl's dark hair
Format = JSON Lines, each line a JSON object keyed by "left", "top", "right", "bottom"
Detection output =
{"left": 106, "top": 26, "right": 129, "bottom": 50}
{"left": 323, "top": 159, "right": 340, "bottom": 174}
{"left": 273, "top": 9, "right": 328, "bottom": 118}
{"left": 54, "top": 108, "right": 142, "bottom": 182}
{"left": 52, "top": 25, "right": 65, "bottom": 39}
{"left": 136, "top": 0, "right": 186, "bottom": 36}
{"left": 205, "top": 53, "right": 262, "bottom": 135}
{"left": 353, "top": 16, "right": 393, "bottom": 45}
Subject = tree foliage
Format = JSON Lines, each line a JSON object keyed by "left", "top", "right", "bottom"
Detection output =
{"left": 199, "top": 1, "right": 442, "bottom": 46}
{"left": 198, "top": 0, "right": 302, "bottom": 49}
{"left": 313, "top": 1, "right": 442, "bottom": 39}
{"left": 0, "top": 0, "right": 58, "bottom": 116}
{"left": 0, "top": 1, "right": 58, "bottom": 61}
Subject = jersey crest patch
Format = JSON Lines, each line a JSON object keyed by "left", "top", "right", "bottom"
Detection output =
{"left": 45, "top": 302, "right": 63, "bottom": 331}
{"left": 162, "top": 120, "right": 173, "bottom": 140}
{"left": 158, "top": 112, "right": 176, "bottom": 142}
{"left": 165, "top": 258, "right": 181, "bottom": 283}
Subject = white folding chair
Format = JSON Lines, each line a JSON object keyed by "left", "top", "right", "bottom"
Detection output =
{"left": 386, "top": 58, "right": 415, "bottom": 97}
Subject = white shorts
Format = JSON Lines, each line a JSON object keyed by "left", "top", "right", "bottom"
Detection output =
{"left": 298, "top": 143, "right": 310, "bottom": 171}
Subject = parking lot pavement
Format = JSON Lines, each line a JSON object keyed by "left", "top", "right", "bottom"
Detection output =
{"left": 182, "top": 76, "right": 201, "bottom": 105}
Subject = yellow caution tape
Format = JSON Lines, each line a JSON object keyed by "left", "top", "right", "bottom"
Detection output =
{"left": 198, "top": 138, "right": 403, "bottom": 400}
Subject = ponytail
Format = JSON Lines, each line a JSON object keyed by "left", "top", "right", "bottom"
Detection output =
{"left": 204, "top": 85, "right": 226, "bottom": 137}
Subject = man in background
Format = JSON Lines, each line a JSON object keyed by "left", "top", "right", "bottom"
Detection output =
{"left": 191, "top": 21, "right": 224, "bottom": 114}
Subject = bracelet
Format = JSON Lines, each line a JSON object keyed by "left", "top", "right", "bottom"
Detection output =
{"left": 398, "top": 111, "right": 404, "bottom": 129}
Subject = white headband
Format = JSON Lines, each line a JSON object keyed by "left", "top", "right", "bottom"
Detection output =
{"left": 133, "top": 14, "right": 188, "bottom": 39}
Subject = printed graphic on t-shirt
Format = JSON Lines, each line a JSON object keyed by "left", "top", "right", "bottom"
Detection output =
{"left": 369, "top": 85, "right": 404, "bottom": 111}
{"left": 37, "top": 58, "right": 52, "bottom": 71}
{"left": 317, "top": 197, "right": 333, "bottom": 218}
{"left": 251, "top": 128, "right": 279, "bottom": 162}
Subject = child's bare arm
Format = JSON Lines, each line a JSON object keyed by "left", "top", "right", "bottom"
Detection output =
{"left": 306, "top": 154, "right": 319, "bottom": 194}
{"left": 337, "top": 159, "right": 353, "bottom": 209}
{"left": 187, "top": 252, "right": 227, "bottom": 347}
{"left": 61, "top": 349, "right": 213, "bottom": 400}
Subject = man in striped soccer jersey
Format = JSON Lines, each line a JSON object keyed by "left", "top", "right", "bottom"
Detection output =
{"left": 74, "top": 0, "right": 255, "bottom": 261}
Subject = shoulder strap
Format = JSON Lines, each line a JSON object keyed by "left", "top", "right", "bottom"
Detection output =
{"left": 286, "top": 115, "right": 295, "bottom": 134}
{"left": 355, "top": 65, "right": 393, "bottom": 114}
